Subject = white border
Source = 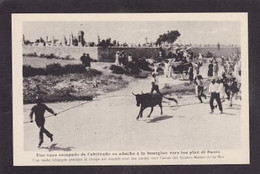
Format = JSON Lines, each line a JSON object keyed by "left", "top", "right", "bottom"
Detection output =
{"left": 12, "top": 13, "right": 249, "bottom": 166}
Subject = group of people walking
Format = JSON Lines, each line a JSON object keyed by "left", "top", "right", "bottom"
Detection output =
{"left": 194, "top": 53, "right": 241, "bottom": 114}
{"left": 156, "top": 50, "right": 241, "bottom": 115}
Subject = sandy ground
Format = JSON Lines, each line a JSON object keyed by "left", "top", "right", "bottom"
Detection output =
{"left": 23, "top": 63, "right": 241, "bottom": 151}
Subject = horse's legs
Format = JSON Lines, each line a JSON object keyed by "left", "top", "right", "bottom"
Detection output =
{"left": 159, "top": 103, "right": 163, "bottom": 115}
{"left": 147, "top": 107, "right": 154, "bottom": 117}
{"left": 137, "top": 107, "right": 144, "bottom": 119}
{"left": 140, "top": 107, "right": 146, "bottom": 118}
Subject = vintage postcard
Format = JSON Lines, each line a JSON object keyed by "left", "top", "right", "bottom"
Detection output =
{"left": 12, "top": 13, "right": 249, "bottom": 166}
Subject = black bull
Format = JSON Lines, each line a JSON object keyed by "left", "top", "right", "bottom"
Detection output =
{"left": 132, "top": 92, "right": 178, "bottom": 120}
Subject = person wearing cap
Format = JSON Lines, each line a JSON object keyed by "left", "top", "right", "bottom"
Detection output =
{"left": 29, "top": 97, "right": 57, "bottom": 148}
{"left": 208, "top": 79, "right": 223, "bottom": 114}
{"left": 151, "top": 72, "right": 162, "bottom": 95}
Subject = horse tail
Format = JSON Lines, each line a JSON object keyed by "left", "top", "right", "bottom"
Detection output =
{"left": 162, "top": 95, "right": 178, "bottom": 104}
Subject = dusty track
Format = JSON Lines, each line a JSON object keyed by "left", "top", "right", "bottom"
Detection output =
{"left": 23, "top": 67, "right": 241, "bottom": 151}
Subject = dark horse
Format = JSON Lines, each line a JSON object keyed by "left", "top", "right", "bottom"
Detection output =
{"left": 132, "top": 92, "right": 178, "bottom": 120}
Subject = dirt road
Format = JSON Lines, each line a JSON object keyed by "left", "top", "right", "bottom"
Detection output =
{"left": 23, "top": 70, "right": 241, "bottom": 151}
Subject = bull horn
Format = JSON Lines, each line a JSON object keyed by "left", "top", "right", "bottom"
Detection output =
{"left": 132, "top": 92, "right": 136, "bottom": 96}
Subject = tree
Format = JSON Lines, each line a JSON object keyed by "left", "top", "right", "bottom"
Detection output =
{"left": 97, "top": 38, "right": 115, "bottom": 48}
{"left": 89, "top": 42, "right": 95, "bottom": 47}
{"left": 156, "top": 30, "right": 181, "bottom": 46}
{"left": 112, "top": 40, "right": 117, "bottom": 46}
{"left": 97, "top": 39, "right": 106, "bottom": 47}
{"left": 122, "top": 42, "right": 128, "bottom": 47}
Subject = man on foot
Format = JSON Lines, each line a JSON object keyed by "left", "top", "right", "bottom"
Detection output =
{"left": 29, "top": 96, "right": 57, "bottom": 148}
{"left": 208, "top": 79, "right": 223, "bottom": 114}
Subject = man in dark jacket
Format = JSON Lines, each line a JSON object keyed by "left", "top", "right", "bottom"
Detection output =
{"left": 30, "top": 96, "right": 57, "bottom": 148}
{"left": 80, "top": 53, "right": 93, "bottom": 68}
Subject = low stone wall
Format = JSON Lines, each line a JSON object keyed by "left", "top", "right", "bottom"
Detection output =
{"left": 97, "top": 47, "right": 161, "bottom": 62}
{"left": 192, "top": 47, "right": 240, "bottom": 57}
{"left": 23, "top": 46, "right": 160, "bottom": 62}
{"left": 23, "top": 46, "right": 98, "bottom": 60}
{"left": 23, "top": 46, "right": 240, "bottom": 62}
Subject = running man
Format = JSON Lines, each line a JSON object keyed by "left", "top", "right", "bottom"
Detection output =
{"left": 30, "top": 96, "right": 57, "bottom": 148}
{"left": 208, "top": 79, "right": 223, "bottom": 114}
{"left": 229, "top": 77, "right": 239, "bottom": 107}
{"left": 196, "top": 75, "right": 207, "bottom": 103}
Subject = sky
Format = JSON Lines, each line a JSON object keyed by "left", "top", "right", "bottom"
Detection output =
{"left": 23, "top": 21, "right": 240, "bottom": 45}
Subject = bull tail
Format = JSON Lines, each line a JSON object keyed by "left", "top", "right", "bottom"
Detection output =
{"left": 162, "top": 95, "right": 178, "bottom": 104}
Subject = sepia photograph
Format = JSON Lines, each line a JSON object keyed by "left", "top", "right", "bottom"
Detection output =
{"left": 12, "top": 13, "right": 249, "bottom": 165}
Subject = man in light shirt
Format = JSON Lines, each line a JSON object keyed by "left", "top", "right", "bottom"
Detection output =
{"left": 208, "top": 79, "right": 223, "bottom": 114}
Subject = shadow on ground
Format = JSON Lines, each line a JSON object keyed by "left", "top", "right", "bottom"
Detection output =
{"left": 225, "top": 107, "right": 241, "bottom": 110}
{"left": 40, "top": 143, "right": 74, "bottom": 151}
{"left": 147, "top": 115, "right": 173, "bottom": 123}
{"left": 221, "top": 112, "right": 236, "bottom": 116}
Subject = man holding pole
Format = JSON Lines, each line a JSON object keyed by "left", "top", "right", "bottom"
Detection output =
{"left": 29, "top": 96, "right": 57, "bottom": 148}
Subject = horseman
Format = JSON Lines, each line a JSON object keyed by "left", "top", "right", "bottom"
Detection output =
{"left": 151, "top": 72, "right": 162, "bottom": 95}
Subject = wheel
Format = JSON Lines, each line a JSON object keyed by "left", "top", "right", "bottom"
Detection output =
{"left": 182, "top": 72, "right": 189, "bottom": 80}
{"left": 170, "top": 71, "right": 178, "bottom": 79}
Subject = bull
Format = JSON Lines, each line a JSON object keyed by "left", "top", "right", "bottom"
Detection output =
{"left": 132, "top": 92, "right": 178, "bottom": 120}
